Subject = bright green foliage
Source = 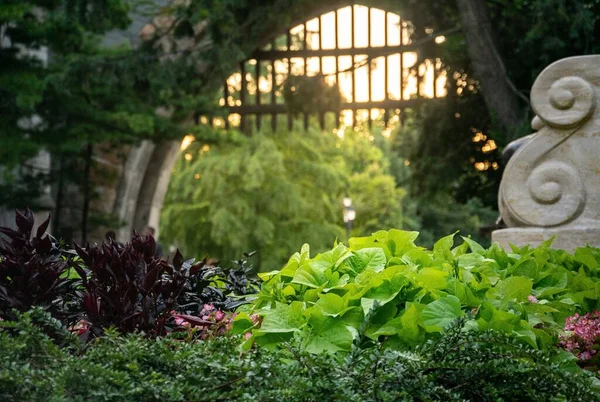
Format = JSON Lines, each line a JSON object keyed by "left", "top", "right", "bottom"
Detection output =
{"left": 1, "top": 310, "right": 599, "bottom": 401}
{"left": 161, "top": 127, "right": 406, "bottom": 271}
{"left": 239, "top": 231, "right": 600, "bottom": 353}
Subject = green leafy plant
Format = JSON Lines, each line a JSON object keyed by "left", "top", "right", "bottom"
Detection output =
{"left": 237, "top": 230, "right": 600, "bottom": 354}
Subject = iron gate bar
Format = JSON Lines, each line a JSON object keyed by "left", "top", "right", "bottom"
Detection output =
{"left": 240, "top": 61, "right": 247, "bottom": 131}
{"left": 303, "top": 21, "right": 309, "bottom": 131}
{"left": 250, "top": 43, "right": 425, "bottom": 61}
{"left": 223, "top": 80, "right": 229, "bottom": 129}
{"left": 286, "top": 30, "right": 293, "bottom": 131}
{"left": 335, "top": 8, "right": 341, "bottom": 127}
{"left": 367, "top": 6, "right": 372, "bottom": 130}
{"left": 318, "top": 14, "right": 325, "bottom": 129}
{"left": 255, "top": 60, "right": 261, "bottom": 131}
{"left": 383, "top": 10, "right": 389, "bottom": 128}
{"left": 228, "top": 98, "right": 428, "bottom": 115}
{"left": 271, "top": 38, "right": 277, "bottom": 132}
{"left": 400, "top": 17, "right": 404, "bottom": 101}
{"left": 351, "top": 2, "right": 356, "bottom": 127}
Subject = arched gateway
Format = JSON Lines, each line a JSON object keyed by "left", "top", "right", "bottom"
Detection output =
{"left": 99, "top": 1, "right": 455, "bottom": 242}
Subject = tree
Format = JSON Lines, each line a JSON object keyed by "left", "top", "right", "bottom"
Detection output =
{"left": 161, "top": 125, "right": 407, "bottom": 271}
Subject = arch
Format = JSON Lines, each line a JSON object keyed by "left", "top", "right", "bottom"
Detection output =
{"left": 112, "top": 0, "right": 454, "bottom": 242}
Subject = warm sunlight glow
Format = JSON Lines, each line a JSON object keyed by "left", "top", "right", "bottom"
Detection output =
{"left": 221, "top": 4, "right": 449, "bottom": 132}
{"left": 180, "top": 135, "right": 195, "bottom": 151}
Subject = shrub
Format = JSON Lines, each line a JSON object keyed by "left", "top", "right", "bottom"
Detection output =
{"left": 70, "top": 231, "right": 259, "bottom": 338}
{"left": 71, "top": 234, "right": 216, "bottom": 338}
{"left": 560, "top": 311, "right": 600, "bottom": 372}
{"left": 237, "top": 230, "right": 600, "bottom": 353}
{"left": 0, "top": 209, "right": 77, "bottom": 322}
{"left": 0, "top": 311, "right": 598, "bottom": 401}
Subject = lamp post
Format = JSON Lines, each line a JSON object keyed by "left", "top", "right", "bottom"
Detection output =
{"left": 343, "top": 197, "right": 356, "bottom": 240}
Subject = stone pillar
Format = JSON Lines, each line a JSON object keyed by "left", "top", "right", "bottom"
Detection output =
{"left": 493, "top": 55, "right": 600, "bottom": 251}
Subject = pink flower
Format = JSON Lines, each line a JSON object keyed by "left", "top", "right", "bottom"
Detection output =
{"left": 251, "top": 314, "right": 262, "bottom": 324}
{"left": 559, "top": 311, "right": 600, "bottom": 366}
{"left": 245, "top": 332, "right": 252, "bottom": 340}
{"left": 174, "top": 316, "right": 190, "bottom": 327}
{"left": 527, "top": 295, "right": 538, "bottom": 303}
{"left": 214, "top": 311, "right": 225, "bottom": 321}
{"left": 202, "top": 304, "right": 215, "bottom": 313}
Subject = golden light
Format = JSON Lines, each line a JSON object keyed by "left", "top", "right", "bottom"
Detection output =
{"left": 194, "top": 173, "right": 201, "bottom": 180}
{"left": 184, "top": 153, "right": 193, "bottom": 161}
{"left": 472, "top": 132, "right": 487, "bottom": 142}
{"left": 201, "top": 145, "right": 211, "bottom": 153}
{"left": 404, "top": 160, "right": 411, "bottom": 166}
{"left": 474, "top": 161, "right": 492, "bottom": 171}
{"left": 180, "top": 134, "right": 195, "bottom": 151}
{"left": 382, "top": 128, "right": 392, "bottom": 138}
{"left": 228, "top": 113, "right": 241, "bottom": 126}
{"left": 221, "top": 5, "right": 449, "bottom": 132}
{"left": 481, "top": 139, "right": 497, "bottom": 153}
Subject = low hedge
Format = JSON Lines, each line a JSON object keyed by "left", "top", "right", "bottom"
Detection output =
{"left": 1, "top": 310, "right": 599, "bottom": 402}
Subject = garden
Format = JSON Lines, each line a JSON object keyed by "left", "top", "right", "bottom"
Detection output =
{"left": 2, "top": 0, "right": 600, "bottom": 400}
{"left": 1, "top": 209, "right": 600, "bottom": 401}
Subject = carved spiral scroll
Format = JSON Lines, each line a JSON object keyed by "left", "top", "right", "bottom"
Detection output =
{"left": 531, "top": 75, "right": 596, "bottom": 128}
{"left": 502, "top": 159, "right": 585, "bottom": 227}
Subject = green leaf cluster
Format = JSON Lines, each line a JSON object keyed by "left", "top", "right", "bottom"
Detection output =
{"left": 239, "top": 232, "right": 600, "bottom": 353}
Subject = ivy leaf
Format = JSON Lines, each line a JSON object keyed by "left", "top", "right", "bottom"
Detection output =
{"left": 421, "top": 295, "right": 463, "bottom": 332}
{"left": 343, "top": 247, "right": 386, "bottom": 275}
{"left": 361, "top": 274, "right": 407, "bottom": 314}
{"left": 462, "top": 236, "right": 486, "bottom": 254}
{"left": 387, "top": 229, "right": 419, "bottom": 256}
{"left": 317, "top": 243, "right": 352, "bottom": 269}
{"left": 574, "top": 247, "right": 599, "bottom": 270}
{"left": 258, "top": 302, "right": 306, "bottom": 333}
{"left": 305, "top": 310, "right": 354, "bottom": 354}
{"left": 492, "top": 276, "right": 533, "bottom": 302}
{"left": 292, "top": 261, "right": 330, "bottom": 288}
{"left": 433, "top": 232, "right": 457, "bottom": 260}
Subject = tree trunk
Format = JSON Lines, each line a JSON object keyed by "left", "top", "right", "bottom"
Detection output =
{"left": 456, "top": 0, "right": 525, "bottom": 136}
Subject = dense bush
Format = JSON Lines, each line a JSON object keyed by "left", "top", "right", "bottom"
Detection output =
{"left": 238, "top": 230, "right": 600, "bottom": 353}
{"left": 0, "top": 210, "right": 77, "bottom": 322}
{"left": 1, "top": 310, "right": 598, "bottom": 402}
{"left": 0, "top": 210, "right": 259, "bottom": 339}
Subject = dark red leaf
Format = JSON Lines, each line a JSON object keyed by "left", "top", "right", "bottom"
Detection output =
{"left": 190, "top": 262, "right": 206, "bottom": 276}
{"left": 35, "top": 235, "right": 52, "bottom": 254}
{"left": 74, "top": 242, "right": 91, "bottom": 266}
{"left": 15, "top": 209, "right": 33, "bottom": 236}
{"left": 83, "top": 294, "right": 98, "bottom": 316}
{"left": 0, "top": 227, "right": 20, "bottom": 240}
{"left": 173, "top": 249, "right": 184, "bottom": 269}
{"left": 36, "top": 214, "right": 51, "bottom": 239}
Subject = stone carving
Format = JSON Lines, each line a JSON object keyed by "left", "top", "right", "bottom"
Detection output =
{"left": 493, "top": 55, "right": 600, "bottom": 251}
